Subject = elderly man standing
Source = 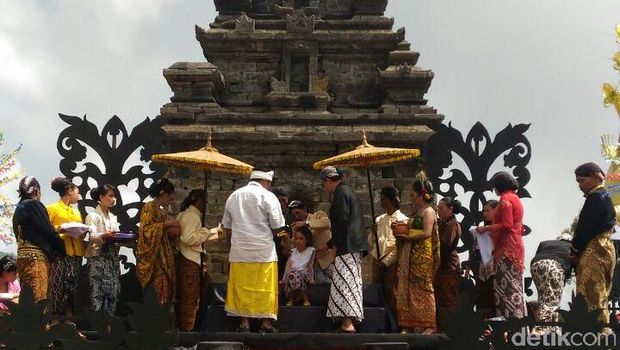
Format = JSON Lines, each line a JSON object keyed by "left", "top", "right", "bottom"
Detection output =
{"left": 320, "top": 166, "right": 368, "bottom": 333}
{"left": 570, "top": 162, "right": 616, "bottom": 327}
{"left": 222, "top": 168, "right": 286, "bottom": 333}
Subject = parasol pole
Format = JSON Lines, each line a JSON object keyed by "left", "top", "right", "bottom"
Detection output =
{"left": 196, "top": 133, "right": 211, "bottom": 331}
{"left": 366, "top": 168, "right": 380, "bottom": 260}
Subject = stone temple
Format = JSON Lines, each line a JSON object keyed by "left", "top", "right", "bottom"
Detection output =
{"left": 159, "top": 0, "right": 444, "bottom": 282}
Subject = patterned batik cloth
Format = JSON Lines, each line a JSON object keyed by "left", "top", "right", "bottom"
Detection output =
{"left": 48, "top": 255, "right": 82, "bottom": 315}
{"left": 88, "top": 243, "right": 120, "bottom": 314}
{"left": 531, "top": 259, "right": 564, "bottom": 332}
{"left": 136, "top": 201, "right": 176, "bottom": 303}
{"left": 326, "top": 252, "right": 364, "bottom": 322}
{"left": 225, "top": 261, "right": 279, "bottom": 320}
{"left": 576, "top": 231, "right": 615, "bottom": 325}
{"left": 493, "top": 257, "right": 525, "bottom": 319}
{"left": 395, "top": 217, "right": 439, "bottom": 331}
{"left": 17, "top": 246, "right": 50, "bottom": 303}
{"left": 434, "top": 269, "right": 461, "bottom": 330}
{"left": 283, "top": 270, "right": 311, "bottom": 299}
{"left": 175, "top": 254, "right": 210, "bottom": 331}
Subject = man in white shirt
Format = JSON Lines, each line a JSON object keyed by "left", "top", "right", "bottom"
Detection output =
{"left": 222, "top": 168, "right": 286, "bottom": 333}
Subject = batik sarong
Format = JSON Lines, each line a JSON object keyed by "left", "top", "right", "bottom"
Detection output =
{"left": 327, "top": 252, "right": 364, "bottom": 322}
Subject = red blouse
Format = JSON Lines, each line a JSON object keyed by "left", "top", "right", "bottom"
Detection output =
{"left": 490, "top": 190, "right": 525, "bottom": 272}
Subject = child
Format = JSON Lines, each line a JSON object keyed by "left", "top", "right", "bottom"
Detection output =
{"left": 0, "top": 256, "right": 20, "bottom": 314}
{"left": 281, "top": 226, "right": 315, "bottom": 306}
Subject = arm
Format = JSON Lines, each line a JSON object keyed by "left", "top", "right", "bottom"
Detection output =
{"left": 490, "top": 200, "right": 514, "bottom": 234}
{"left": 571, "top": 196, "right": 603, "bottom": 254}
{"left": 281, "top": 256, "right": 292, "bottom": 283}
{"left": 308, "top": 211, "right": 331, "bottom": 230}
{"left": 330, "top": 191, "right": 350, "bottom": 243}
{"left": 381, "top": 230, "right": 398, "bottom": 266}
{"left": 46, "top": 205, "right": 66, "bottom": 238}
{"left": 178, "top": 213, "right": 211, "bottom": 246}
{"left": 307, "top": 250, "right": 315, "bottom": 284}
{"left": 267, "top": 195, "right": 286, "bottom": 231}
{"left": 32, "top": 202, "right": 66, "bottom": 255}
{"left": 396, "top": 210, "right": 434, "bottom": 241}
{"left": 85, "top": 214, "right": 105, "bottom": 244}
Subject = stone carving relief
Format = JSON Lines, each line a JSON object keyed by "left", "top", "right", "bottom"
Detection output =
{"left": 270, "top": 77, "right": 288, "bottom": 92}
{"left": 287, "top": 11, "right": 315, "bottom": 34}
{"left": 235, "top": 12, "right": 255, "bottom": 32}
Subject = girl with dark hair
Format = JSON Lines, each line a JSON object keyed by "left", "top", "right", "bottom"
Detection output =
{"left": 46, "top": 177, "right": 83, "bottom": 319}
{"left": 85, "top": 184, "right": 120, "bottom": 313}
{"left": 280, "top": 226, "right": 315, "bottom": 307}
{"left": 12, "top": 176, "right": 65, "bottom": 302}
{"left": 0, "top": 256, "right": 20, "bottom": 313}
{"left": 434, "top": 197, "right": 462, "bottom": 330}
{"left": 368, "top": 186, "right": 408, "bottom": 316}
{"left": 477, "top": 171, "right": 526, "bottom": 319}
{"left": 392, "top": 178, "right": 440, "bottom": 334}
{"left": 175, "top": 189, "right": 223, "bottom": 331}
{"left": 136, "top": 178, "right": 181, "bottom": 304}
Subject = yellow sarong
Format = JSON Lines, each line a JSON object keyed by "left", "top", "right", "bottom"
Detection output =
{"left": 225, "top": 261, "right": 278, "bottom": 320}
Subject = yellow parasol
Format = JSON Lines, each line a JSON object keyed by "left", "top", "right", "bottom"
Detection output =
{"left": 151, "top": 131, "right": 252, "bottom": 325}
{"left": 312, "top": 131, "right": 420, "bottom": 260}
{"left": 152, "top": 131, "right": 253, "bottom": 223}
{"left": 152, "top": 134, "right": 253, "bottom": 175}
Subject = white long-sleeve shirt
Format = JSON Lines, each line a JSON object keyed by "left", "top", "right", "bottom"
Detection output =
{"left": 85, "top": 205, "right": 120, "bottom": 258}
{"left": 176, "top": 205, "right": 219, "bottom": 265}
{"left": 222, "top": 181, "right": 286, "bottom": 263}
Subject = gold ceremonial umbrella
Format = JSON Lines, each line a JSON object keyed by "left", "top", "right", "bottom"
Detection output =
{"left": 152, "top": 131, "right": 253, "bottom": 222}
{"left": 151, "top": 131, "right": 252, "bottom": 325}
{"left": 312, "top": 131, "right": 420, "bottom": 260}
{"left": 152, "top": 134, "right": 253, "bottom": 175}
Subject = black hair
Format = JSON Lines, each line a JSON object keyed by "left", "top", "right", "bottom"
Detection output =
{"left": 51, "top": 177, "right": 77, "bottom": 197}
{"left": 440, "top": 196, "right": 462, "bottom": 215}
{"left": 490, "top": 171, "right": 519, "bottom": 193}
{"left": 271, "top": 187, "right": 289, "bottom": 198}
{"left": 0, "top": 256, "right": 16, "bottom": 275}
{"left": 288, "top": 200, "right": 307, "bottom": 211}
{"left": 483, "top": 199, "right": 499, "bottom": 209}
{"left": 482, "top": 199, "right": 499, "bottom": 225}
{"left": 18, "top": 176, "right": 40, "bottom": 200}
{"left": 412, "top": 179, "right": 434, "bottom": 203}
{"left": 294, "top": 226, "right": 313, "bottom": 247}
{"left": 380, "top": 186, "right": 401, "bottom": 209}
{"left": 180, "top": 189, "right": 206, "bottom": 212}
{"left": 90, "top": 184, "right": 117, "bottom": 202}
{"left": 148, "top": 178, "right": 175, "bottom": 198}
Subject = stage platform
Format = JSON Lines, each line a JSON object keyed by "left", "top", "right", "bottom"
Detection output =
{"left": 178, "top": 332, "right": 444, "bottom": 350}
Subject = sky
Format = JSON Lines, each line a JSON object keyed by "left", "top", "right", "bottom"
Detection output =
{"left": 1, "top": 1, "right": 620, "bottom": 285}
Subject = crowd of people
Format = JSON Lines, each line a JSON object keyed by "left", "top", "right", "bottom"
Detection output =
{"left": 5, "top": 161, "right": 618, "bottom": 335}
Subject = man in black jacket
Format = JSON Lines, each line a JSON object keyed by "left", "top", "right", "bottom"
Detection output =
{"left": 320, "top": 166, "right": 367, "bottom": 333}
{"left": 571, "top": 162, "right": 616, "bottom": 326}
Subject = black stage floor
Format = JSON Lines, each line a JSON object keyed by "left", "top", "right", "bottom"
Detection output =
{"left": 179, "top": 332, "right": 444, "bottom": 350}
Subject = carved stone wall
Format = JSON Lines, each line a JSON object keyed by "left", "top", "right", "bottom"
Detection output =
{"left": 160, "top": 0, "right": 445, "bottom": 283}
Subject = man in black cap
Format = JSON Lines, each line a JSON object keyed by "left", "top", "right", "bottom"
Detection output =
{"left": 571, "top": 162, "right": 616, "bottom": 327}
{"left": 320, "top": 166, "right": 367, "bottom": 333}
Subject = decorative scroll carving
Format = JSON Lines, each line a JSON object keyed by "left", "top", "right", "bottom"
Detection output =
{"left": 424, "top": 121, "right": 532, "bottom": 254}
{"left": 57, "top": 114, "right": 167, "bottom": 233}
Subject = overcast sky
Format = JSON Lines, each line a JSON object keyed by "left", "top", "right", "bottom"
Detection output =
{"left": 2, "top": 1, "right": 620, "bottom": 278}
